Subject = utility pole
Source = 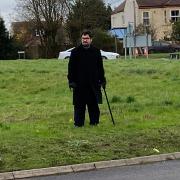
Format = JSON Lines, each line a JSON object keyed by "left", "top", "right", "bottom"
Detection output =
{"left": 133, "top": 0, "right": 137, "bottom": 58}
{"left": 146, "top": 26, "right": 149, "bottom": 59}
{"left": 128, "top": 23, "right": 133, "bottom": 59}
{"left": 125, "top": 34, "right": 127, "bottom": 60}
{"left": 114, "top": 35, "right": 118, "bottom": 53}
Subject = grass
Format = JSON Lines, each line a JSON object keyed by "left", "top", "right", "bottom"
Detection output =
{"left": 0, "top": 57, "right": 180, "bottom": 172}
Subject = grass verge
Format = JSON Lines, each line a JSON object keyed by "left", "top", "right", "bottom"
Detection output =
{"left": 0, "top": 58, "right": 180, "bottom": 172}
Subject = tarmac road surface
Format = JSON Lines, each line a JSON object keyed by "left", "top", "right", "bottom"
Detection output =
{"left": 23, "top": 160, "right": 180, "bottom": 180}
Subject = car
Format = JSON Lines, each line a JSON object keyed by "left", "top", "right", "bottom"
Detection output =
{"left": 58, "top": 48, "right": 74, "bottom": 59}
{"left": 58, "top": 48, "right": 120, "bottom": 60}
{"left": 148, "top": 41, "right": 180, "bottom": 53}
{"left": 100, "top": 50, "right": 120, "bottom": 60}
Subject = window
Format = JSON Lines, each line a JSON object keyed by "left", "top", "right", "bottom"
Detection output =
{"left": 35, "top": 29, "right": 45, "bottom": 37}
{"left": 171, "top": 10, "right": 180, "bottom": 22}
{"left": 143, "top": 12, "right": 150, "bottom": 26}
{"left": 112, "top": 16, "right": 115, "bottom": 26}
{"left": 35, "top": 29, "right": 40, "bottom": 37}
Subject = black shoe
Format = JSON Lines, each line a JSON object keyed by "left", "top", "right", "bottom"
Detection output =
{"left": 90, "top": 123, "right": 98, "bottom": 126}
{"left": 74, "top": 125, "right": 84, "bottom": 128}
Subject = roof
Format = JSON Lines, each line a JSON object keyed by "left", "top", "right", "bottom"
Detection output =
{"left": 137, "top": 0, "right": 180, "bottom": 8}
{"left": 112, "top": 0, "right": 180, "bottom": 14}
{"left": 111, "top": 1, "right": 126, "bottom": 15}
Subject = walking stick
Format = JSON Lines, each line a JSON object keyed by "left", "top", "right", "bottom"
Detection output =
{"left": 102, "top": 87, "right": 115, "bottom": 125}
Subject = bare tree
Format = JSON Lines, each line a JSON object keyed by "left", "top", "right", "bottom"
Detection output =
{"left": 135, "top": 23, "right": 157, "bottom": 40}
{"left": 16, "top": 0, "right": 74, "bottom": 58}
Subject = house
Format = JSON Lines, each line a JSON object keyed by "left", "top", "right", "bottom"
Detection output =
{"left": 11, "top": 21, "right": 42, "bottom": 58}
{"left": 111, "top": 0, "right": 180, "bottom": 40}
{"left": 11, "top": 21, "right": 68, "bottom": 58}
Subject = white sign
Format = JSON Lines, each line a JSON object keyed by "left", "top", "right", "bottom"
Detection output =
{"left": 123, "top": 35, "right": 152, "bottom": 48}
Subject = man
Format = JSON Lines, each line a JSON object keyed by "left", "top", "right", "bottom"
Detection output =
{"left": 67, "top": 30, "right": 106, "bottom": 127}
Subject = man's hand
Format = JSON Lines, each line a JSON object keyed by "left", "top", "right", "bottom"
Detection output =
{"left": 101, "top": 81, "right": 106, "bottom": 89}
{"left": 99, "top": 78, "right": 106, "bottom": 89}
{"left": 69, "top": 82, "right": 77, "bottom": 90}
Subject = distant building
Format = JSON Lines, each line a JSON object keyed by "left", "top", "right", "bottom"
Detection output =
{"left": 111, "top": 0, "right": 180, "bottom": 40}
{"left": 11, "top": 21, "right": 69, "bottom": 59}
{"left": 11, "top": 21, "right": 42, "bottom": 58}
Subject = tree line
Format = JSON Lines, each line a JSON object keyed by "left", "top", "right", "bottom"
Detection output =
{"left": 10, "top": 0, "right": 113, "bottom": 59}
{"left": 0, "top": 0, "right": 180, "bottom": 59}
{"left": 1, "top": 0, "right": 119, "bottom": 59}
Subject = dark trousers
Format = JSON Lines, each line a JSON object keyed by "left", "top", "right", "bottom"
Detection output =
{"left": 74, "top": 102, "right": 100, "bottom": 126}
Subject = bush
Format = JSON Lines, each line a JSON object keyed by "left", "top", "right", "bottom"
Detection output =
{"left": 111, "top": 96, "right": 122, "bottom": 103}
{"left": 126, "top": 96, "right": 135, "bottom": 103}
{"left": 92, "top": 28, "right": 123, "bottom": 53}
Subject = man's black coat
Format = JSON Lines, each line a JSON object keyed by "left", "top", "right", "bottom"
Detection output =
{"left": 68, "top": 44, "right": 106, "bottom": 105}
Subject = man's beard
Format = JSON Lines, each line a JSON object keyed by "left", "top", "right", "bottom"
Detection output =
{"left": 82, "top": 44, "right": 90, "bottom": 49}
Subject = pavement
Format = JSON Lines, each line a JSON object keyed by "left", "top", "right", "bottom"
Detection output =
{"left": 25, "top": 160, "right": 180, "bottom": 180}
{"left": 0, "top": 152, "right": 180, "bottom": 180}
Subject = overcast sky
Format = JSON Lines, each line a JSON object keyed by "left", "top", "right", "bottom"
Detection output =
{"left": 0, "top": 0, "right": 17, "bottom": 29}
{"left": 0, "top": 0, "right": 122, "bottom": 30}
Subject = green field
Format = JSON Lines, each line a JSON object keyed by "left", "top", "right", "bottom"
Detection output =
{"left": 0, "top": 57, "right": 180, "bottom": 172}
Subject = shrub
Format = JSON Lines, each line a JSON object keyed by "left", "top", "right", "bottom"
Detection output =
{"left": 111, "top": 96, "right": 122, "bottom": 103}
{"left": 92, "top": 28, "right": 123, "bottom": 53}
{"left": 126, "top": 96, "right": 135, "bottom": 103}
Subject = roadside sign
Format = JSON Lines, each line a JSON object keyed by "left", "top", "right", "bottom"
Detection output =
{"left": 123, "top": 35, "right": 152, "bottom": 48}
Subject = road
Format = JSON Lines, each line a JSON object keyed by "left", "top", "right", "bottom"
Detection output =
{"left": 23, "top": 160, "right": 180, "bottom": 180}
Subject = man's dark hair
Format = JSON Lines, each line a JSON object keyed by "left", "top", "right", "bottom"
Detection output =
{"left": 81, "top": 30, "right": 93, "bottom": 38}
